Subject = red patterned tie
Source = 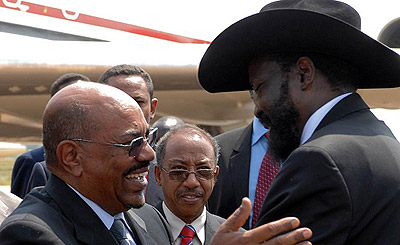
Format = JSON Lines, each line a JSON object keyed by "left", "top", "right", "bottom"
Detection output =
{"left": 180, "top": 225, "right": 196, "bottom": 245}
{"left": 252, "top": 132, "right": 280, "bottom": 228}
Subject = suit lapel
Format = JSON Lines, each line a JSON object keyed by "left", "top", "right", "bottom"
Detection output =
{"left": 204, "top": 212, "right": 223, "bottom": 245}
{"left": 45, "top": 174, "right": 117, "bottom": 245}
{"left": 229, "top": 124, "right": 252, "bottom": 221}
{"left": 154, "top": 201, "right": 166, "bottom": 219}
{"left": 124, "top": 211, "right": 149, "bottom": 245}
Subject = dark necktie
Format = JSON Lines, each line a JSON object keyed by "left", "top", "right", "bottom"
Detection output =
{"left": 252, "top": 132, "right": 280, "bottom": 228}
{"left": 180, "top": 224, "right": 196, "bottom": 245}
{"left": 110, "top": 218, "right": 132, "bottom": 245}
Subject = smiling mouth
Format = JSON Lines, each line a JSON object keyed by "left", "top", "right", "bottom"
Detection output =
{"left": 180, "top": 192, "right": 203, "bottom": 201}
{"left": 125, "top": 171, "right": 148, "bottom": 181}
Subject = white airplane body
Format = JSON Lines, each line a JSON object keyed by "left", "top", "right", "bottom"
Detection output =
{"left": 0, "top": 0, "right": 399, "bottom": 146}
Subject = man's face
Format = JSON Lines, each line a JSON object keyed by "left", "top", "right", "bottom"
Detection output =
{"left": 155, "top": 132, "right": 218, "bottom": 223}
{"left": 249, "top": 59, "right": 301, "bottom": 161}
{"left": 79, "top": 101, "right": 155, "bottom": 215}
{"left": 106, "top": 75, "right": 157, "bottom": 123}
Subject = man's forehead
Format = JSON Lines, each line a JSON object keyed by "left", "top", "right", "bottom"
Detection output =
{"left": 108, "top": 74, "right": 146, "bottom": 86}
{"left": 121, "top": 124, "right": 151, "bottom": 137}
{"left": 167, "top": 131, "right": 213, "bottom": 151}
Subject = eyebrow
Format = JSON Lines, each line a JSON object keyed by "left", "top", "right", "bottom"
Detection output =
{"left": 120, "top": 125, "right": 150, "bottom": 140}
{"left": 169, "top": 158, "right": 213, "bottom": 166}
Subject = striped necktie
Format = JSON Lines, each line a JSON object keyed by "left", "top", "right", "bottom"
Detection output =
{"left": 180, "top": 224, "right": 196, "bottom": 245}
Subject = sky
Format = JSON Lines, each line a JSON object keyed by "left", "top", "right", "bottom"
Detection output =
{"left": 20, "top": 0, "right": 400, "bottom": 41}
{"left": 1, "top": 0, "right": 400, "bottom": 146}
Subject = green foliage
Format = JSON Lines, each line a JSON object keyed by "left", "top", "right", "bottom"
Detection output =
{"left": 0, "top": 157, "right": 15, "bottom": 186}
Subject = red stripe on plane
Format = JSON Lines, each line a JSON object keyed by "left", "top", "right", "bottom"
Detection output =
{"left": 0, "top": 1, "right": 211, "bottom": 44}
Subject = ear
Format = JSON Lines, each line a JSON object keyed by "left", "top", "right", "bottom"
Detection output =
{"left": 154, "top": 165, "right": 162, "bottom": 186}
{"left": 150, "top": 98, "right": 158, "bottom": 120}
{"left": 296, "top": 57, "right": 315, "bottom": 90}
{"left": 213, "top": 165, "right": 219, "bottom": 182}
{"left": 56, "top": 140, "right": 83, "bottom": 177}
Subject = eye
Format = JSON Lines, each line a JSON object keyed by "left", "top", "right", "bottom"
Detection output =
{"left": 197, "top": 166, "right": 212, "bottom": 170}
{"left": 253, "top": 82, "right": 263, "bottom": 92}
{"left": 121, "top": 139, "right": 133, "bottom": 145}
{"left": 171, "top": 165, "right": 186, "bottom": 170}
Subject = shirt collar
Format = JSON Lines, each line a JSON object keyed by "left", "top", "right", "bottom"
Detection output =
{"left": 162, "top": 201, "right": 207, "bottom": 244}
{"left": 252, "top": 116, "right": 269, "bottom": 146}
{"left": 300, "top": 92, "right": 352, "bottom": 145}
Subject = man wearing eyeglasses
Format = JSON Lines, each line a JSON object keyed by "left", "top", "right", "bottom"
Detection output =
{"left": 0, "top": 81, "right": 171, "bottom": 244}
{"left": 98, "top": 64, "right": 164, "bottom": 206}
{"left": 153, "top": 124, "right": 223, "bottom": 245}
{"left": 152, "top": 125, "right": 311, "bottom": 245}
{"left": 1, "top": 82, "right": 311, "bottom": 244}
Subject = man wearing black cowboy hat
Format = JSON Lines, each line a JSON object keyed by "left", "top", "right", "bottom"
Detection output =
{"left": 198, "top": 0, "right": 400, "bottom": 244}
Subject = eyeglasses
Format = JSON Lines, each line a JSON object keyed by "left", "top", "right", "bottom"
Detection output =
{"left": 159, "top": 166, "right": 216, "bottom": 181}
{"left": 71, "top": 127, "right": 158, "bottom": 157}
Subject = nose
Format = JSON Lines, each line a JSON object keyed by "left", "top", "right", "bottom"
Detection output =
{"left": 183, "top": 171, "right": 200, "bottom": 189}
{"left": 254, "top": 103, "right": 263, "bottom": 119}
{"left": 135, "top": 142, "right": 155, "bottom": 162}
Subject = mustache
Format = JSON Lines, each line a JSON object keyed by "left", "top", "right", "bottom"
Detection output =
{"left": 124, "top": 161, "right": 150, "bottom": 176}
{"left": 176, "top": 188, "right": 204, "bottom": 197}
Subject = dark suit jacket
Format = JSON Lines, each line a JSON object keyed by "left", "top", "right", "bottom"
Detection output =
{"left": 155, "top": 202, "right": 227, "bottom": 245}
{"left": 0, "top": 174, "right": 173, "bottom": 245}
{"left": 145, "top": 160, "right": 164, "bottom": 206}
{"left": 11, "top": 146, "right": 45, "bottom": 198}
{"left": 257, "top": 93, "right": 400, "bottom": 244}
{"left": 25, "top": 160, "right": 50, "bottom": 196}
{"left": 207, "top": 123, "right": 252, "bottom": 229}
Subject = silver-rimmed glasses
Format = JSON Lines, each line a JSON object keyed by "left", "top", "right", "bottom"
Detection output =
{"left": 159, "top": 165, "right": 217, "bottom": 181}
{"left": 71, "top": 127, "right": 158, "bottom": 157}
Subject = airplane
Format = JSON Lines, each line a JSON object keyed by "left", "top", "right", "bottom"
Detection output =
{"left": 0, "top": 0, "right": 400, "bottom": 148}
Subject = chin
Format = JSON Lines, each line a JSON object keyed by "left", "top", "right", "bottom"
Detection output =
{"left": 124, "top": 193, "right": 146, "bottom": 209}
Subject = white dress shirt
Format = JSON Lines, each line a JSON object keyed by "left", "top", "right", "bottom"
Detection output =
{"left": 162, "top": 201, "right": 206, "bottom": 245}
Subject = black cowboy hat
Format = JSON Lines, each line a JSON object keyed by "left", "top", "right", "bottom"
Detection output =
{"left": 198, "top": 0, "right": 400, "bottom": 92}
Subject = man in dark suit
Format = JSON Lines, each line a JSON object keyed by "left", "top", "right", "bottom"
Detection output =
{"left": 11, "top": 73, "right": 90, "bottom": 198}
{"left": 198, "top": 0, "right": 400, "bottom": 243}
{"left": 24, "top": 65, "right": 160, "bottom": 197}
{"left": 208, "top": 116, "right": 270, "bottom": 229}
{"left": 1, "top": 82, "right": 171, "bottom": 244}
{"left": 153, "top": 124, "right": 240, "bottom": 244}
{"left": 0, "top": 82, "right": 312, "bottom": 244}
{"left": 10, "top": 146, "right": 44, "bottom": 198}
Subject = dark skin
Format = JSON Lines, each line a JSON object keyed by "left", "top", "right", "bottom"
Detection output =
{"left": 250, "top": 56, "right": 349, "bottom": 136}
{"left": 46, "top": 84, "right": 154, "bottom": 215}
{"left": 106, "top": 74, "right": 158, "bottom": 123}
{"left": 210, "top": 198, "right": 312, "bottom": 245}
{"left": 44, "top": 83, "right": 312, "bottom": 244}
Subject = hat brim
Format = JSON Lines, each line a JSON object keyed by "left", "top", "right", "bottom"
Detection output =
{"left": 198, "top": 9, "right": 400, "bottom": 92}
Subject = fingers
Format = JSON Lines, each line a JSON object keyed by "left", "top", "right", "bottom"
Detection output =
{"left": 242, "top": 217, "right": 301, "bottom": 242}
{"left": 218, "top": 197, "right": 252, "bottom": 232}
{"left": 263, "top": 227, "right": 312, "bottom": 245}
{"left": 211, "top": 197, "right": 312, "bottom": 245}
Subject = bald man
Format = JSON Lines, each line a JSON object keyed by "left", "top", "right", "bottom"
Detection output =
{"left": 0, "top": 82, "right": 311, "bottom": 244}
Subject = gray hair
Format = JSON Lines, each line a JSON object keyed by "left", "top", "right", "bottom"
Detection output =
{"left": 42, "top": 100, "right": 94, "bottom": 169}
{"left": 155, "top": 124, "right": 220, "bottom": 166}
